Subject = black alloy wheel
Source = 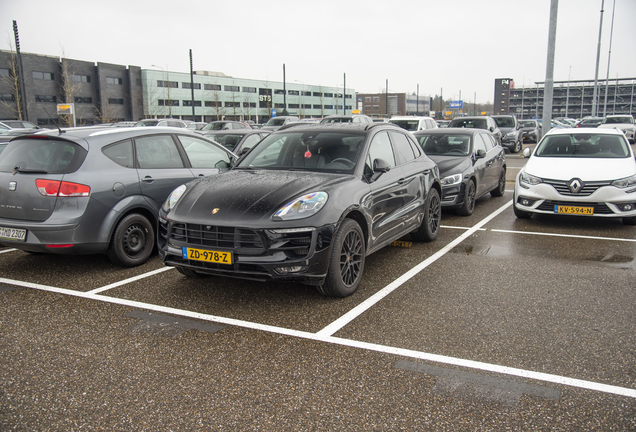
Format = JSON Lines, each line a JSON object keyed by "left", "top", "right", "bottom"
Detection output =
{"left": 411, "top": 188, "right": 441, "bottom": 242}
{"left": 107, "top": 213, "right": 155, "bottom": 267}
{"left": 491, "top": 169, "right": 506, "bottom": 197}
{"left": 320, "top": 219, "right": 365, "bottom": 297}
{"left": 457, "top": 180, "right": 476, "bottom": 216}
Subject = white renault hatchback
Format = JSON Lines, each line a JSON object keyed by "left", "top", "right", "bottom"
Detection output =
{"left": 514, "top": 128, "right": 636, "bottom": 225}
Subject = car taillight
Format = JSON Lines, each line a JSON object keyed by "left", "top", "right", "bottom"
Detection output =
{"left": 36, "top": 179, "right": 90, "bottom": 197}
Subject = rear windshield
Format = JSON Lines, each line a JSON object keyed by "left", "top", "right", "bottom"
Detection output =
{"left": 494, "top": 117, "right": 515, "bottom": 128}
{"left": 448, "top": 118, "right": 486, "bottom": 129}
{"left": 521, "top": 121, "right": 537, "bottom": 127}
{"left": 389, "top": 120, "right": 419, "bottom": 131}
{"left": 201, "top": 122, "right": 226, "bottom": 131}
{"left": 417, "top": 134, "right": 471, "bottom": 156}
{"left": 265, "top": 118, "right": 287, "bottom": 126}
{"left": 535, "top": 134, "right": 629, "bottom": 158}
{"left": 602, "top": 116, "right": 634, "bottom": 125}
{"left": 0, "top": 138, "right": 87, "bottom": 173}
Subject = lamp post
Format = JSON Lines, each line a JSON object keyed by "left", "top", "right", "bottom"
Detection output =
{"left": 151, "top": 64, "right": 171, "bottom": 118}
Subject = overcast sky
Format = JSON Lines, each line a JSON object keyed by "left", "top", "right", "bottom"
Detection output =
{"left": 1, "top": 0, "right": 635, "bottom": 105}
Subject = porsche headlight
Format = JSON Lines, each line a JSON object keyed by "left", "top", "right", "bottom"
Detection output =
{"left": 162, "top": 184, "right": 187, "bottom": 212}
{"left": 273, "top": 192, "right": 328, "bottom": 221}
{"left": 440, "top": 173, "right": 462, "bottom": 186}
{"left": 612, "top": 174, "right": 636, "bottom": 189}
{"left": 519, "top": 171, "right": 543, "bottom": 186}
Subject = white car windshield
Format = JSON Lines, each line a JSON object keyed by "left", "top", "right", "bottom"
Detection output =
{"left": 535, "top": 134, "right": 629, "bottom": 158}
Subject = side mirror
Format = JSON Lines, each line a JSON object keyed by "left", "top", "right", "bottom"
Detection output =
{"left": 373, "top": 158, "right": 391, "bottom": 173}
{"left": 475, "top": 149, "right": 486, "bottom": 159}
{"left": 489, "top": 126, "right": 495, "bottom": 132}
{"left": 523, "top": 148, "right": 531, "bottom": 158}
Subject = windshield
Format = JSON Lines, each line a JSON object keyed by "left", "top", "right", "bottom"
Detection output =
{"left": 494, "top": 117, "right": 515, "bottom": 128}
{"left": 389, "top": 120, "right": 419, "bottom": 131}
{"left": 201, "top": 122, "right": 226, "bottom": 131}
{"left": 237, "top": 131, "right": 366, "bottom": 173}
{"left": 417, "top": 134, "right": 470, "bottom": 156}
{"left": 321, "top": 117, "right": 352, "bottom": 123}
{"left": 603, "top": 116, "right": 634, "bottom": 125}
{"left": 535, "top": 134, "right": 629, "bottom": 158}
{"left": 134, "top": 120, "right": 159, "bottom": 127}
{"left": 265, "top": 118, "right": 287, "bottom": 126}
{"left": 521, "top": 121, "right": 537, "bottom": 128}
{"left": 205, "top": 133, "right": 244, "bottom": 151}
{"left": 448, "top": 118, "right": 487, "bottom": 129}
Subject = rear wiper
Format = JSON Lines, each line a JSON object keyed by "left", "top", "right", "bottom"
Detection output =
{"left": 14, "top": 166, "right": 48, "bottom": 174}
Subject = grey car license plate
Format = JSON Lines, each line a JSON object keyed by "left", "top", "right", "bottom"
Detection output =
{"left": 0, "top": 226, "right": 27, "bottom": 241}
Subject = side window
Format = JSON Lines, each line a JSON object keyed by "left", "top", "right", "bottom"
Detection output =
{"left": 484, "top": 133, "right": 498, "bottom": 149}
{"left": 389, "top": 131, "right": 416, "bottom": 164}
{"left": 473, "top": 134, "right": 487, "bottom": 154}
{"left": 102, "top": 139, "right": 134, "bottom": 168}
{"left": 367, "top": 131, "right": 396, "bottom": 171}
{"left": 241, "top": 134, "right": 262, "bottom": 151}
{"left": 407, "top": 135, "right": 422, "bottom": 158}
{"left": 479, "top": 133, "right": 494, "bottom": 151}
{"left": 135, "top": 135, "right": 185, "bottom": 169}
{"left": 177, "top": 135, "right": 230, "bottom": 168}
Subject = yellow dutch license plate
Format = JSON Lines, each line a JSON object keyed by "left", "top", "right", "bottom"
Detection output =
{"left": 183, "top": 247, "right": 232, "bottom": 264}
{"left": 554, "top": 205, "right": 594, "bottom": 215}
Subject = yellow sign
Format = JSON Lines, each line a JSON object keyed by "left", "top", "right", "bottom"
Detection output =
{"left": 352, "top": 110, "right": 360, "bottom": 114}
{"left": 56, "top": 103, "right": 74, "bottom": 115}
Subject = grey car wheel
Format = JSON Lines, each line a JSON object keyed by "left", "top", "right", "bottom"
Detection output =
{"left": 107, "top": 213, "right": 155, "bottom": 267}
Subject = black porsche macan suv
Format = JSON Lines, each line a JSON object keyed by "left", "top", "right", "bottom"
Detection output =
{"left": 158, "top": 122, "right": 442, "bottom": 297}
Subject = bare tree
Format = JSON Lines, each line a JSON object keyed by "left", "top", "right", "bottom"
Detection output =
{"left": 58, "top": 53, "right": 82, "bottom": 127}
{"left": 0, "top": 42, "right": 26, "bottom": 120}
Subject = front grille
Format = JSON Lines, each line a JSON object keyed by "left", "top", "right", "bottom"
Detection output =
{"left": 543, "top": 178, "right": 613, "bottom": 197}
{"left": 537, "top": 200, "right": 613, "bottom": 214}
{"left": 170, "top": 223, "right": 264, "bottom": 251}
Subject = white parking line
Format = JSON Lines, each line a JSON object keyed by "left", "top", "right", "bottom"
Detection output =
{"left": 1, "top": 275, "right": 635, "bottom": 400}
{"left": 0, "top": 248, "right": 17, "bottom": 254}
{"left": 442, "top": 225, "right": 636, "bottom": 242}
{"left": 86, "top": 266, "right": 174, "bottom": 294}
{"left": 316, "top": 200, "right": 513, "bottom": 337}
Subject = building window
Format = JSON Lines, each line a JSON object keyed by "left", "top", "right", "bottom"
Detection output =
{"left": 109, "top": 98, "right": 124, "bottom": 105}
{"left": 313, "top": 104, "right": 322, "bottom": 109}
{"left": 224, "top": 85, "right": 240, "bottom": 92}
{"left": 324, "top": 105, "right": 333, "bottom": 109}
{"left": 35, "top": 95, "right": 56, "bottom": 103}
{"left": 183, "top": 100, "right": 202, "bottom": 107}
{"left": 71, "top": 75, "right": 91, "bottom": 83}
{"left": 224, "top": 101, "right": 240, "bottom": 108}
{"left": 157, "top": 80, "right": 178, "bottom": 88}
{"left": 159, "top": 99, "right": 179, "bottom": 106}
{"left": 74, "top": 96, "right": 93, "bottom": 104}
{"left": 242, "top": 87, "right": 256, "bottom": 93}
{"left": 243, "top": 102, "right": 256, "bottom": 108}
{"left": 289, "top": 104, "right": 299, "bottom": 109}
{"left": 0, "top": 93, "right": 13, "bottom": 102}
{"left": 324, "top": 93, "right": 333, "bottom": 98}
{"left": 365, "top": 97, "right": 372, "bottom": 102}
{"left": 302, "top": 91, "right": 311, "bottom": 96}
{"left": 0, "top": 68, "right": 11, "bottom": 77}
{"left": 302, "top": 104, "right": 311, "bottom": 109}
{"left": 372, "top": 105, "right": 379, "bottom": 111}
{"left": 345, "top": 94, "right": 352, "bottom": 99}
{"left": 33, "top": 71, "right": 54, "bottom": 80}
{"left": 274, "top": 103, "right": 285, "bottom": 108}
{"left": 106, "top": 77, "right": 123, "bottom": 85}
{"left": 274, "top": 89, "right": 285, "bottom": 95}
{"left": 37, "top": 118, "right": 58, "bottom": 126}
{"left": 288, "top": 90, "right": 299, "bottom": 96}
{"left": 205, "top": 101, "right": 219, "bottom": 107}
{"left": 313, "top": 92, "right": 322, "bottom": 97}
{"left": 204, "top": 84, "right": 221, "bottom": 91}
{"left": 373, "top": 97, "right": 379, "bottom": 102}
{"left": 182, "top": 82, "right": 201, "bottom": 89}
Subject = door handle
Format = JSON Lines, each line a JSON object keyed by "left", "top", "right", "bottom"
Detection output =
{"left": 398, "top": 178, "right": 407, "bottom": 184}
{"left": 142, "top": 176, "right": 154, "bottom": 183}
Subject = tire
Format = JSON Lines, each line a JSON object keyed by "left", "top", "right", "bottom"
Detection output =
{"left": 176, "top": 267, "right": 204, "bottom": 277}
{"left": 490, "top": 169, "right": 506, "bottom": 197}
{"left": 513, "top": 195, "right": 533, "bottom": 219}
{"left": 623, "top": 216, "right": 636, "bottom": 225}
{"left": 511, "top": 138, "right": 522, "bottom": 153}
{"left": 411, "top": 188, "right": 441, "bottom": 242}
{"left": 107, "top": 213, "right": 155, "bottom": 267}
{"left": 456, "top": 180, "right": 476, "bottom": 216}
{"left": 319, "top": 219, "right": 365, "bottom": 297}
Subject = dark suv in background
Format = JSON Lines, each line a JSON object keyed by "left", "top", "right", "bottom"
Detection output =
{"left": 492, "top": 115, "right": 523, "bottom": 153}
{"left": 0, "top": 127, "right": 235, "bottom": 267}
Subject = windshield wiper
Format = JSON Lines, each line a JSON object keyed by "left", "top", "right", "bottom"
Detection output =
{"left": 13, "top": 166, "right": 48, "bottom": 174}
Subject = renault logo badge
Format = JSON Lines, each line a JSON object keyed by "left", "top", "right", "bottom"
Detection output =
{"left": 8, "top": 181, "right": 16, "bottom": 191}
{"left": 568, "top": 178, "right": 582, "bottom": 194}
{"left": 212, "top": 208, "right": 220, "bottom": 215}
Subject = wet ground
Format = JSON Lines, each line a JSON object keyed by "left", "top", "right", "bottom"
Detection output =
{"left": 1, "top": 147, "right": 635, "bottom": 430}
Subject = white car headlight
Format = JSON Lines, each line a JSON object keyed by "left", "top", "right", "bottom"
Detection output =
{"left": 506, "top": 131, "right": 517, "bottom": 137}
{"left": 441, "top": 173, "right": 462, "bottom": 186}
{"left": 519, "top": 171, "right": 543, "bottom": 186}
{"left": 272, "top": 192, "right": 328, "bottom": 221}
{"left": 612, "top": 174, "right": 636, "bottom": 189}
{"left": 162, "top": 184, "right": 187, "bottom": 212}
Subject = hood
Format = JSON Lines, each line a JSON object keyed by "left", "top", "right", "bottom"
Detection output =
{"left": 170, "top": 169, "right": 353, "bottom": 225}
{"left": 499, "top": 127, "right": 515, "bottom": 134}
{"left": 428, "top": 156, "right": 472, "bottom": 178}
{"left": 524, "top": 156, "right": 636, "bottom": 182}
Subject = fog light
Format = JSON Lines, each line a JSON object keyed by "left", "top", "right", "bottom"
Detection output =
{"left": 618, "top": 203, "right": 635, "bottom": 211}
{"left": 275, "top": 266, "right": 306, "bottom": 274}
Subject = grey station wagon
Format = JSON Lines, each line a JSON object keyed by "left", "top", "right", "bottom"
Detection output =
{"left": 0, "top": 126, "right": 235, "bottom": 266}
